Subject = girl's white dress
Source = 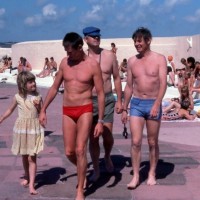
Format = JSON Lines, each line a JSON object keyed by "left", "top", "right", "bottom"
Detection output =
{"left": 11, "top": 93, "right": 44, "bottom": 155}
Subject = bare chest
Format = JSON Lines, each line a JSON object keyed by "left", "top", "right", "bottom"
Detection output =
{"left": 132, "top": 60, "right": 159, "bottom": 78}
{"left": 63, "top": 65, "right": 92, "bottom": 84}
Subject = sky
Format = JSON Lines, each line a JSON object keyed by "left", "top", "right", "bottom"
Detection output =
{"left": 0, "top": 0, "right": 199, "bottom": 42}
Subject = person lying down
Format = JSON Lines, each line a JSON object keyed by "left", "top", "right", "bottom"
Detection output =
{"left": 162, "top": 98, "right": 198, "bottom": 120}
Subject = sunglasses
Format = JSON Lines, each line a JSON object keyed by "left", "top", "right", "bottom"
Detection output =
{"left": 88, "top": 35, "right": 100, "bottom": 39}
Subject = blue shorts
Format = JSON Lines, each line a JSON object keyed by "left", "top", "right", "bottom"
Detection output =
{"left": 130, "top": 97, "right": 162, "bottom": 120}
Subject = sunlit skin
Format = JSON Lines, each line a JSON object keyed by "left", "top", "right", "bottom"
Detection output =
{"left": 84, "top": 34, "right": 123, "bottom": 182}
{"left": 122, "top": 31, "right": 167, "bottom": 189}
{"left": 39, "top": 33, "right": 105, "bottom": 200}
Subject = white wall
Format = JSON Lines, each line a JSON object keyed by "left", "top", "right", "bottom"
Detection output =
{"left": 11, "top": 34, "right": 200, "bottom": 70}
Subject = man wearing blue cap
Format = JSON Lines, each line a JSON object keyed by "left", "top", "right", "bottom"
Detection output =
{"left": 83, "top": 26, "right": 123, "bottom": 182}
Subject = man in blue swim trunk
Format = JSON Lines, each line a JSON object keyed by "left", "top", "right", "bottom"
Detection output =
{"left": 121, "top": 27, "right": 167, "bottom": 189}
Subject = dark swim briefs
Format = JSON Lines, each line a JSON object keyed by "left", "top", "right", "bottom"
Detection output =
{"left": 63, "top": 103, "right": 93, "bottom": 122}
{"left": 130, "top": 97, "right": 162, "bottom": 120}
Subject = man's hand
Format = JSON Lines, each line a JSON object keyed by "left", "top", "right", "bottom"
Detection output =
{"left": 93, "top": 123, "right": 104, "bottom": 138}
{"left": 121, "top": 110, "right": 128, "bottom": 124}
{"left": 150, "top": 102, "right": 160, "bottom": 118}
{"left": 39, "top": 111, "right": 47, "bottom": 128}
{"left": 115, "top": 100, "right": 123, "bottom": 114}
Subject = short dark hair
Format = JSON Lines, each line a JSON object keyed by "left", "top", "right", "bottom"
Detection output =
{"left": 132, "top": 27, "right": 152, "bottom": 42}
{"left": 62, "top": 32, "right": 83, "bottom": 50}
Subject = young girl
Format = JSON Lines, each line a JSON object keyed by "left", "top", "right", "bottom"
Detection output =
{"left": 0, "top": 71, "right": 44, "bottom": 195}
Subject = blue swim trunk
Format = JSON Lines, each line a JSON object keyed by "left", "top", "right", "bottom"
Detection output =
{"left": 130, "top": 97, "right": 162, "bottom": 120}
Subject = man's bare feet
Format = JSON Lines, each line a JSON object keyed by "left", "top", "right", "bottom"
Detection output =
{"left": 127, "top": 176, "right": 139, "bottom": 189}
{"left": 104, "top": 156, "right": 114, "bottom": 173}
{"left": 147, "top": 175, "right": 157, "bottom": 186}
{"left": 20, "top": 179, "right": 29, "bottom": 187}
{"left": 89, "top": 171, "right": 100, "bottom": 182}
{"left": 29, "top": 188, "right": 38, "bottom": 195}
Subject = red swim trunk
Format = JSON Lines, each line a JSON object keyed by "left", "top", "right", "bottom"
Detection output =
{"left": 63, "top": 103, "right": 93, "bottom": 122}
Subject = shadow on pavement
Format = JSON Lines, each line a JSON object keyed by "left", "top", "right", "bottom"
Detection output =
{"left": 136, "top": 159, "right": 175, "bottom": 184}
{"left": 35, "top": 167, "right": 66, "bottom": 189}
{"left": 85, "top": 155, "right": 131, "bottom": 196}
{"left": 44, "top": 130, "right": 54, "bottom": 137}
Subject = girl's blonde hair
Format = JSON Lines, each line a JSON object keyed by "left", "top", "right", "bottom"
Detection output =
{"left": 17, "top": 71, "right": 38, "bottom": 98}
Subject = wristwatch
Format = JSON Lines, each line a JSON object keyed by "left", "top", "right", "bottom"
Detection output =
{"left": 98, "top": 119, "right": 104, "bottom": 124}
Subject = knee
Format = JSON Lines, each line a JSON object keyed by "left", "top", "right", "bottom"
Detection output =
{"left": 89, "top": 136, "right": 99, "bottom": 146}
{"left": 28, "top": 155, "right": 36, "bottom": 163}
{"left": 76, "top": 148, "right": 85, "bottom": 158}
{"left": 131, "top": 141, "right": 142, "bottom": 151}
{"left": 148, "top": 138, "right": 158, "bottom": 149}
{"left": 102, "top": 133, "right": 114, "bottom": 143}
{"left": 65, "top": 149, "right": 76, "bottom": 158}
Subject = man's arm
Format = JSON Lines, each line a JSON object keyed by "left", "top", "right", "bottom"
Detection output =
{"left": 155, "top": 55, "right": 167, "bottom": 104}
{"left": 151, "top": 55, "right": 167, "bottom": 117}
{"left": 112, "top": 54, "right": 123, "bottom": 114}
{"left": 39, "top": 63, "right": 63, "bottom": 126}
{"left": 93, "top": 62, "right": 105, "bottom": 137}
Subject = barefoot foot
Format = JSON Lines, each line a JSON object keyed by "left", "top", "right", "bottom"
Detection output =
{"left": 29, "top": 188, "right": 38, "bottom": 195}
{"left": 147, "top": 175, "right": 157, "bottom": 186}
{"left": 104, "top": 156, "right": 114, "bottom": 173}
{"left": 127, "top": 177, "right": 139, "bottom": 190}
{"left": 21, "top": 179, "right": 29, "bottom": 187}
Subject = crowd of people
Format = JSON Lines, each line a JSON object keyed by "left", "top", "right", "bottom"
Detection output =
{"left": 163, "top": 55, "right": 200, "bottom": 120}
{"left": 0, "top": 27, "right": 200, "bottom": 200}
{"left": 0, "top": 56, "right": 58, "bottom": 78}
{"left": 0, "top": 56, "right": 13, "bottom": 73}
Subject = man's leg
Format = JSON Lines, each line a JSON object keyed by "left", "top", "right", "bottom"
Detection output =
{"left": 76, "top": 113, "right": 92, "bottom": 200}
{"left": 146, "top": 119, "right": 160, "bottom": 185}
{"left": 63, "top": 115, "right": 77, "bottom": 165}
{"left": 128, "top": 116, "right": 145, "bottom": 189}
{"left": 89, "top": 124, "right": 100, "bottom": 182}
{"left": 102, "top": 122, "right": 114, "bottom": 172}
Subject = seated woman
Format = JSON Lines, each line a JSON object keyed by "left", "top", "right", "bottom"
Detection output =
{"left": 36, "top": 57, "right": 51, "bottom": 78}
{"left": 0, "top": 56, "right": 9, "bottom": 73}
{"left": 162, "top": 86, "right": 196, "bottom": 120}
{"left": 18, "top": 57, "right": 32, "bottom": 73}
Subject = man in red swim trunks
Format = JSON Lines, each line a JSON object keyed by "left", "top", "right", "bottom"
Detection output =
{"left": 39, "top": 32, "right": 105, "bottom": 200}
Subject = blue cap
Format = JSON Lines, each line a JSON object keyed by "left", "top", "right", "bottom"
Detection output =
{"left": 83, "top": 26, "right": 101, "bottom": 36}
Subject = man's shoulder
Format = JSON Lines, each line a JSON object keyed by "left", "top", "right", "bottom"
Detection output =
{"left": 84, "top": 56, "right": 100, "bottom": 71}
{"left": 128, "top": 55, "right": 137, "bottom": 63}
{"left": 151, "top": 51, "right": 165, "bottom": 59}
{"left": 101, "top": 48, "right": 115, "bottom": 57}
